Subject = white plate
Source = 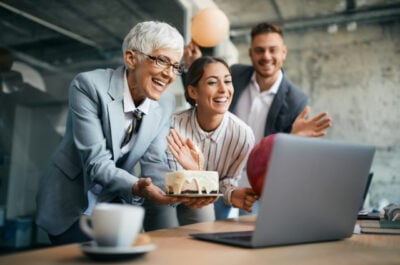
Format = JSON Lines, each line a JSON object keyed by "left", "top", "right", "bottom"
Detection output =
{"left": 79, "top": 241, "right": 156, "bottom": 261}
{"left": 167, "top": 193, "right": 223, "bottom": 197}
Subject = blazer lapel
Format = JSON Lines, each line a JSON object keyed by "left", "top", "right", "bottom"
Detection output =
{"left": 107, "top": 66, "right": 126, "bottom": 160}
{"left": 109, "top": 100, "right": 125, "bottom": 160}
{"left": 230, "top": 66, "right": 254, "bottom": 112}
{"left": 265, "top": 76, "right": 289, "bottom": 135}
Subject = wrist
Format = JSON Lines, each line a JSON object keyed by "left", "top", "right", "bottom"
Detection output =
{"left": 132, "top": 182, "right": 140, "bottom": 197}
{"left": 226, "top": 188, "right": 235, "bottom": 206}
{"left": 131, "top": 181, "right": 145, "bottom": 205}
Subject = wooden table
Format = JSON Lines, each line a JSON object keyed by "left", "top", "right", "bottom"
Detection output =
{"left": 0, "top": 216, "right": 399, "bottom": 265}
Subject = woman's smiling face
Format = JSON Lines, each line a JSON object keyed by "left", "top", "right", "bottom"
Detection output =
{"left": 125, "top": 48, "right": 181, "bottom": 104}
{"left": 189, "top": 62, "right": 233, "bottom": 116}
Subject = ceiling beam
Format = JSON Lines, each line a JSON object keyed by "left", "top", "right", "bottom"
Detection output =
{"left": 118, "top": 0, "right": 153, "bottom": 21}
{"left": 12, "top": 50, "right": 61, "bottom": 73}
{"left": 60, "top": 1, "right": 122, "bottom": 47}
{"left": 271, "top": 0, "right": 284, "bottom": 24}
{"left": 0, "top": 2, "right": 101, "bottom": 49}
{"left": 283, "top": 5, "right": 400, "bottom": 32}
{"left": 346, "top": 0, "right": 357, "bottom": 11}
{"left": 230, "top": 4, "right": 400, "bottom": 37}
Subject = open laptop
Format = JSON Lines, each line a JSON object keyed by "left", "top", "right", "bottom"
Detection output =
{"left": 191, "top": 134, "right": 375, "bottom": 248}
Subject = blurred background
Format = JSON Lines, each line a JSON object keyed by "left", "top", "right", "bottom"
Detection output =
{"left": 0, "top": 0, "right": 399, "bottom": 253}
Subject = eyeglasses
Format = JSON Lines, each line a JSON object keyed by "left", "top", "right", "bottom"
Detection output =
{"left": 132, "top": 50, "right": 183, "bottom": 75}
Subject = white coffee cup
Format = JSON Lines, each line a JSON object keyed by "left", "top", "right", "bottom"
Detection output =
{"left": 80, "top": 203, "right": 144, "bottom": 247}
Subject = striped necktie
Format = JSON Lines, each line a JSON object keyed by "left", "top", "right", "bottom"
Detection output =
{"left": 121, "top": 109, "right": 144, "bottom": 147}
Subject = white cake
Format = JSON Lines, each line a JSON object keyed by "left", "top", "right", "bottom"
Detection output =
{"left": 165, "top": 170, "right": 219, "bottom": 195}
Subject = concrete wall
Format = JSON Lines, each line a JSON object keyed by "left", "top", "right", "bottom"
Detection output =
{"left": 234, "top": 21, "right": 400, "bottom": 210}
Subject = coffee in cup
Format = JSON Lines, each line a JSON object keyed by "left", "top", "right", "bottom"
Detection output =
{"left": 80, "top": 203, "right": 144, "bottom": 247}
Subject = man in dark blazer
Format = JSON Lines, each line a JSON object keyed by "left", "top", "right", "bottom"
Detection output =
{"left": 230, "top": 63, "right": 308, "bottom": 136}
{"left": 231, "top": 22, "right": 331, "bottom": 216}
{"left": 228, "top": 22, "right": 331, "bottom": 140}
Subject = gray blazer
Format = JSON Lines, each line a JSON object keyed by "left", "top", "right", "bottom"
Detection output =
{"left": 36, "top": 66, "right": 175, "bottom": 235}
{"left": 230, "top": 64, "right": 308, "bottom": 136}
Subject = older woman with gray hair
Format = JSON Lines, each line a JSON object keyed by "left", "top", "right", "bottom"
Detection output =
{"left": 36, "top": 21, "right": 209, "bottom": 245}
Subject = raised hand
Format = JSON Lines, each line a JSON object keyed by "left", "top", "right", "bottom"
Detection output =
{"left": 183, "top": 41, "right": 202, "bottom": 70}
{"left": 166, "top": 128, "right": 204, "bottom": 170}
{"left": 291, "top": 106, "right": 332, "bottom": 137}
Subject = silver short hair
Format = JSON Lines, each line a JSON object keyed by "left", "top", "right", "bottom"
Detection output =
{"left": 122, "top": 21, "right": 184, "bottom": 60}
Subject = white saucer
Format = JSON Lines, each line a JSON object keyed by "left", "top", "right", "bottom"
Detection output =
{"left": 79, "top": 241, "right": 156, "bottom": 261}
